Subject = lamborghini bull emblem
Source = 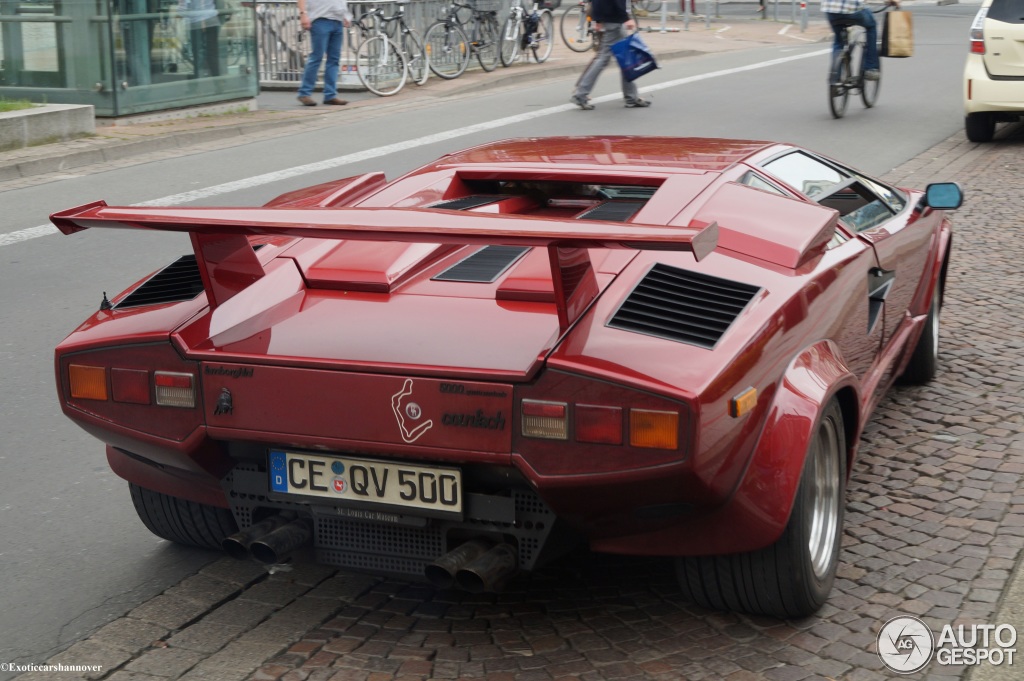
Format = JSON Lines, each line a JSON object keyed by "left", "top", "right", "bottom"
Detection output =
{"left": 391, "top": 379, "right": 434, "bottom": 443}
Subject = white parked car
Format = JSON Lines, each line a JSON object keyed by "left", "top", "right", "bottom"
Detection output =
{"left": 964, "top": 0, "right": 1024, "bottom": 142}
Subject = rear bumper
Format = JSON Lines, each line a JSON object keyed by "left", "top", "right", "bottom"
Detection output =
{"left": 964, "top": 57, "right": 1024, "bottom": 114}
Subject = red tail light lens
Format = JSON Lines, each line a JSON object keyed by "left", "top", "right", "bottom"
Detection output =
{"left": 575, "top": 404, "right": 623, "bottom": 445}
{"left": 111, "top": 368, "right": 151, "bottom": 404}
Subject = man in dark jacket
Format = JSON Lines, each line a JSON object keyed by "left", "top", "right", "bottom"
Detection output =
{"left": 570, "top": 0, "right": 651, "bottom": 109}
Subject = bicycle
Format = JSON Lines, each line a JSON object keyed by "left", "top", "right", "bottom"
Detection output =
{"left": 425, "top": 0, "right": 500, "bottom": 79}
{"left": 500, "top": 0, "right": 554, "bottom": 66}
{"left": 827, "top": 6, "right": 890, "bottom": 119}
{"left": 560, "top": 1, "right": 642, "bottom": 54}
{"left": 351, "top": 9, "right": 407, "bottom": 97}
{"left": 376, "top": 3, "right": 430, "bottom": 86}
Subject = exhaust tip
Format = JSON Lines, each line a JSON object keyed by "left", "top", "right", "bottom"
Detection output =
{"left": 455, "top": 544, "right": 518, "bottom": 594}
{"left": 222, "top": 536, "right": 251, "bottom": 560}
{"left": 249, "top": 518, "right": 313, "bottom": 564}
{"left": 425, "top": 539, "right": 492, "bottom": 590}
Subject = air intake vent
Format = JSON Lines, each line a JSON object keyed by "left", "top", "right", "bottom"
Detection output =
{"left": 429, "top": 196, "right": 502, "bottom": 211}
{"left": 116, "top": 255, "right": 205, "bottom": 309}
{"left": 433, "top": 246, "right": 530, "bottom": 283}
{"left": 607, "top": 264, "right": 760, "bottom": 349}
{"left": 576, "top": 200, "right": 644, "bottom": 223}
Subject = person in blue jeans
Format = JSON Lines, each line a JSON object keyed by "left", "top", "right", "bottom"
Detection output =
{"left": 821, "top": 0, "right": 899, "bottom": 84}
{"left": 296, "top": 0, "right": 353, "bottom": 106}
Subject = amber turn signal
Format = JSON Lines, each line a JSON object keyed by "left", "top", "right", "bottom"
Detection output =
{"left": 730, "top": 387, "right": 757, "bottom": 418}
{"left": 69, "top": 364, "right": 108, "bottom": 401}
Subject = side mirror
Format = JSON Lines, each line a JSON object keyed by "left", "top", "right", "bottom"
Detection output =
{"left": 923, "top": 182, "right": 964, "bottom": 210}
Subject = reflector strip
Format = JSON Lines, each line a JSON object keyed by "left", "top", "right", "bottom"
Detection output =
{"left": 629, "top": 409, "right": 679, "bottom": 450}
{"left": 69, "top": 365, "right": 107, "bottom": 401}
{"left": 730, "top": 387, "right": 758, "bottom": 418}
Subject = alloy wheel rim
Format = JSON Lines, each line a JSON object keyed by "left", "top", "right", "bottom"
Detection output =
{"left": 807, "top": 418, "right": 840, "bottom": 580}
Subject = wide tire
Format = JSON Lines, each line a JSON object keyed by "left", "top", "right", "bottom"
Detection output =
{"left": 900, "top": 280, "right": 941, "bottom": 384}
{"left": 675, "top": 400, "right": 846, "bottom": 618}
{"left": 965, "top": 113, "right": 995, "bottom": 143}
{"left": 130, "top": 483, "right": 237, "bottom": 551}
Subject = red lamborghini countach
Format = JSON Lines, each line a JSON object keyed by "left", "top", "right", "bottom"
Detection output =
{"left": 52, "top": 137, "right": 961, "bottom": 618}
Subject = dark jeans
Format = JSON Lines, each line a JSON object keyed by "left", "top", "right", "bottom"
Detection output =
{"left": 826, "top": 9, "right": 879, "bottom": 81}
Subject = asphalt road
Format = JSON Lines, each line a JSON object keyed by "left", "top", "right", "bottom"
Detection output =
{"left": 0, "top": 3, "right": 984, "bottom": 675}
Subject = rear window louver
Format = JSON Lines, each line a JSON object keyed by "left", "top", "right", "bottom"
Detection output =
{"left": 433, "top": 246, "right": 530, "bottom": 283}
{"left": 576, "top": 200, "right": 645, "bottom": 223}
{"left": 607, "top": 263, "right": 761, "bottom": 349}
{"left": 115, "top": 255, "right": 205, "bottom": 309}
{"left": 428, "top": 196, "right": 503, "bottom": 210}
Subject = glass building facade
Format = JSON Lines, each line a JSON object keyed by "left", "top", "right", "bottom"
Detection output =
{"left": 1, "top": 0, "right": 258, "bottom": 117}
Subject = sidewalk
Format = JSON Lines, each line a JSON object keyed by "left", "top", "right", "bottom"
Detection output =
{"left": 0, "top": 14, "right": 831, "bottom": 187}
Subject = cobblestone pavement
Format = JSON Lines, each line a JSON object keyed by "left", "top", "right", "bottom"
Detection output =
{"left": 12, "top": 124, "right": 1024, "bottom": 681}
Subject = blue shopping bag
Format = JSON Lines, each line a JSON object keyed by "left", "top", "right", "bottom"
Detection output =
{"left": 611, "top": 33, "right": 659, "bottom": 82}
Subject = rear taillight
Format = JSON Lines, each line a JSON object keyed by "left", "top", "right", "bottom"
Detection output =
{"left": 67, "top": 365, "right": 195, "bottom": 408}
{"left": 969, "top": 10, "right": 987, "bottom": 54}
{"left": 521, "top": 399, "right": 679, "bottom": 451}
{"left": 154, "top": 372, "right": 196, "bottom": 408}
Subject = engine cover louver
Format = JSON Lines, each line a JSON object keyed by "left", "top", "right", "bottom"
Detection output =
{"left": 115, "top": 255, "right": 205, "bottom": 309}
{"left": 433, "top": 245, "right": 530, "bottom": 283}
{"left": 429, "top": 196, "right": 503, "bottom": 211}
{"left": 576, "top": 200, "right": 645, "bottom": 223}
{"left": 607, "top": 263, "right": 761, "bottom": 349}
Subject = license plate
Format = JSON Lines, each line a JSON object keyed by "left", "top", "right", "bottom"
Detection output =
{"left": 269, "top": 450, "right": 462, "bottom": 516}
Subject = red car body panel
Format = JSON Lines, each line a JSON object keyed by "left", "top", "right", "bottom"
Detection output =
{"left": 52, "top": 137, "right": 954, "bottom": 569}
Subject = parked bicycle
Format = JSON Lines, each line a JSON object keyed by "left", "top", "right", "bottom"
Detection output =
{"left": 351, "top": 8, "right": 407, "bottom": 97}
{"left": 500, "top": 0, "right": 554, "bottom": 65}
{"left": 376, "top": 3, "right": 430, "bottom": 87}
{"left": 827, "top": 5, "right": 890, "bottom": 119}
{"left": 425, "top": 0, "right": 501, "bottom": 79}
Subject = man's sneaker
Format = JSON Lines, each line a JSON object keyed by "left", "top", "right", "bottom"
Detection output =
{"left": 571, "top": 95, "right": 594, "bottom": 110}
{"left": 297, "top": 96, "right": 317, "bottom": 106}
{"left": 625, "top": 98, "right": 651, "bottom": 108}
{"left": 863, "top": 69, "right": 880, "bottom": 81}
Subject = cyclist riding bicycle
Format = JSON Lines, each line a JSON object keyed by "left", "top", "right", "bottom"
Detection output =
{"left": 822, "top": 0, "right": 900, "bottom": 84}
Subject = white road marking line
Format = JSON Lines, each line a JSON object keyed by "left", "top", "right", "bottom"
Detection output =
{"left": 2, "top": 48, "right": 830, "bottom": 250}
{"left": 779, "top": 24, "right": 791, "bottom": 35}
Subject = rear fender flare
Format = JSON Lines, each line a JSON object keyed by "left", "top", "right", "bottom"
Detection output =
{"left": 728, "top": 340, "right": 859, "bottom": 550}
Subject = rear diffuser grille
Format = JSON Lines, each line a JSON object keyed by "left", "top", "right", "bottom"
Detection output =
{"left": 608, "top": 263, "right": 760, "bottom": 349}
{"left": 116, "top": 255, "right": 205, "bottom": 309}
{"left": 433, "top": 245, "right": 530, "bottom": 283}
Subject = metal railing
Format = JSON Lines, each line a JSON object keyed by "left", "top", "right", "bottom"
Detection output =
{"left": 255, "top": 0, "right": 513, "bottom": 87}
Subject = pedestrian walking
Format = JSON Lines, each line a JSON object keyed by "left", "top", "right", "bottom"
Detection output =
{"left": 296, "top": 0, "right": 352, "bottom": 106}
{"left": 570, "top": 0, "right": 651, "bottom": 110}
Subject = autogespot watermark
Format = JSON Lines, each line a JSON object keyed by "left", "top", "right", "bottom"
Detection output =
{"left": 877, "top": 616, "right": 1017, "bottom": 674}
{"left": 1, "top": 662, "right": 104, "bottom": 673}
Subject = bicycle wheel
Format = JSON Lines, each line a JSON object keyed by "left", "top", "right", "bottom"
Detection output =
{"left": 860, "top": 60, "right": 879, "bottom": 108}
{"left": 425, "top": 21, "right": 470, "bottom": 79}
{"left": 356, "top": 35, "right": 407, "bottom": 96}
{"left": 560, "top": 5, "right": 593, "bottom": 52}
{"left": 829, "top": 54, "right": 850, "bottom": 119}
{"left": 402, "top": 28, "right": 430, "bottom": 86}
{"left": 530, "top": 10, "right": 554, "bottom": 63}
{"left": 475, "top": 15, "right": 500, "bottom": 72}
{"left": 500, "top": 14, "right": 521, "bottom": 66}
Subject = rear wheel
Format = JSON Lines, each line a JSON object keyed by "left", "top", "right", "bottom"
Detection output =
{"left": 675, "top": 400, "right": 845, "bottom": 618}
{"left": 531, "top": 10, "right": 555, "bottom": 63}
{"left": 355, "top": 35, "right": 407, "bottom": 96}
{"left": 965, "top": 112, "right": 995, "bottom": 142}
{"left": 829, "top": 55, "right": 850, "bottom": 119}
{"left": 500, "top": 14, "right": 521, "bottom": 66}
{"left": 861, "top": 62, "right": 880, "bottom": 108}
{"left": 560, "top": 5, "right": 593, "bottom": 52}
{"left": 130, "top": 483, "right": 237, "bottom": 551}
{"left": 475, "top": 15, "right": 501, "bottom": 72}
{"left": 425, "top": 21, "right": 470, "bottom": 79}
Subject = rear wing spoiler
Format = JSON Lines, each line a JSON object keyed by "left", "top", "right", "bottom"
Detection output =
{"left": 51, "top": 202, "right": 718, "bottom": 332}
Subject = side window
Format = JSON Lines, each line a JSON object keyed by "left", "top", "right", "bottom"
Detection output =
{"left": 738, "top": 171, "right": 787, "bottom": 196}
{"left": 817, "top": 181, "right": 895, "bottom": 232}
{"left": 761, "top": 152, "right": 847, "bottom": 199}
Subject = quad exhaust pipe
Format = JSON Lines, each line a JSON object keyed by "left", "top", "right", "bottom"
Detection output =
{"left": 222, "top": 513, "right": 312, "bottom": 564}
{"left": 425, "top": 540, "right": 518, "bottom": 593}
